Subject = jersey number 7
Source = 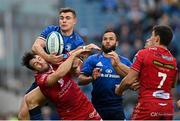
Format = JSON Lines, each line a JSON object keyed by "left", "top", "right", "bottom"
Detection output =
{"left": 158, "top": 72, "right": 167, "bottom": 89}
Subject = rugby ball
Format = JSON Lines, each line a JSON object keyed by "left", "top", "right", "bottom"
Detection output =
{"left": 46, "top": 31, "right": 64, "bottom": 55}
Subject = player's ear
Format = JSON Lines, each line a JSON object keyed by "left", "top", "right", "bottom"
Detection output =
{"left": 73, "top": 17, "right": 77, "bottom": 25}
{"left": 116, "top": 41, "right": 118, "bottom": 47}
{"left": 155, "top": 35, "right": 160, "bottom": 44}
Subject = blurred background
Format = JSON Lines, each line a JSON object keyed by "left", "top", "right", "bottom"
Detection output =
{"left": 0, "top": 0, "right": 179, "bottom": 120}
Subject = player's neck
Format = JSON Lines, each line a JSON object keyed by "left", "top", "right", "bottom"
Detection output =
{"left": 102, "top": 52, "right": 110, "bottom": 57}
{"left": 61, "top": 30, "right": 73, "bottom": 36}
{"left": 156, "top": 45, "right": 168, "bottom": 50}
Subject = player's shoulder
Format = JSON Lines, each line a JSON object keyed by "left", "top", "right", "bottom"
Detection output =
{"left": 119, "top": 55, "right": 132, "bottom": 66}
{"left": 135, "top": 48, "right": 147, "bottom": 56}
{"left": 86, "top": 53, "right": 101, "bottom": 61}
{"left": 73, "top": 32, "right": 84, "bottom": 41}
{"left": 119, "top": 55, "right": 130, "bottom": 61}
{"left": 89, "top": 53, "right": 100, "bottom": 59}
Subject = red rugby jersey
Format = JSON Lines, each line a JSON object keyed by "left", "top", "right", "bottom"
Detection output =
{"left": 35, "top": 66, "right": 101, "bottom": 120}
{"left": 132, "top": 46, "right": 177, "bottom": 102}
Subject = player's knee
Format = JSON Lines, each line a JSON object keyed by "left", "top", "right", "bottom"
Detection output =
{"left": 25, "top": 94, "right": 39, "bottom": 109}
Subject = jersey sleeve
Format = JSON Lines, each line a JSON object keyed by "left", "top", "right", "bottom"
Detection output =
{"left": 131, "top": 49, "right": 146, "bottom": 72}
{"left": 74, "top": 33, "right": 85, "bottom": 47}
{"left": 35, "top": 73, "right": 49, "bottom": 88}
{"left": 39, "top": 25, "right": 60, "bottom": 40}
{"left": 81, "top": 56, "right": 95, "bottom": 76}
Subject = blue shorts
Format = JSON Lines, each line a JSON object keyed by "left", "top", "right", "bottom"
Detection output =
{"left": 25, "top": 81, "right": 38, "bottom": 94}
{"left": 96, "top": 108, "right": 125, "bottom": 120}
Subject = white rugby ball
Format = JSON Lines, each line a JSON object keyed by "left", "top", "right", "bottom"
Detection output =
{"left": 46, "top": 31, "right": 64, "bottom": 55}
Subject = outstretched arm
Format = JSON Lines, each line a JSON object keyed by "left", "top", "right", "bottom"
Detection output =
{"left": 115, "top": 69, "right": 139, "bottom": 95}
{"left": 46, "top": 48, "right": 91, "bottom": 87}
{"left": 32, "top": 37, "right": 63, "bottom": 64}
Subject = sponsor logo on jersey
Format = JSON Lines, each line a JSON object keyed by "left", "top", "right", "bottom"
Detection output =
{"left": 152, "top": 90, "right": 170, "bottom": 99}
{"left": 105, "top": 69, "right": 112, "bottom": 73}
{"left": 96, "top": 62, "right": 103, "bottom": 67}
{"left": 161, "top": 55, "right": 173, "bottom": 61}
{"left": 58, "top": 80, "right": 72, "bottom": 98}
{"left": 100, "top": 73, "right": 120, "bottom": 78}
{"left": 153, "top": 60, "right": 175, "bottom": 69}
{"left": 58, "top": 79, "right": 64, "bottom": 87}
{"left": 65, "top": 43, "right": 72, "bottom": 52}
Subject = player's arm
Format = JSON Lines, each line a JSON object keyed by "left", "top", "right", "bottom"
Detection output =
{"left": 106, "top": 51, "right": 130, "bottom": 77}
{"left": 69, "top": 43, "right": 101, "bottom": 56}
{"left": 177, "top": 100, "right": 180, "bottom": 109}
{"left": 78, "top": 74, "right": 93, "bottom": 85}
{"left": 32, "top": 37, "right": 63, "bottom": 64}
{"left": 114, "top": 62, "right": 130, "bottom": 77}
{"left": 79, "top": 67, "right": 101, "bottom": 85}
{"left": 69, "top": 57, "right": 83, "bottom": 77}
{"left": 46, "top": 48, "right": 88, "bottom": 86}
{"left": 32, "top": 37, "right": 48, "bottom": 61}
{"left": 115, "top": 68, "right": 139, "bottom": 95}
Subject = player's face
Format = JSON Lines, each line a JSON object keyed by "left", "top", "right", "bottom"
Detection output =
{"left": 59, "top": 12, "right": 77, "bottom": 32}
{"left": 29, "top": 55, "right": 49, "bottom": 72}
{"left": 144, "top": 31, "right": 157, "bottom": 48}
{"left": 102, "top": 32, "right": 117, "bottom": 53}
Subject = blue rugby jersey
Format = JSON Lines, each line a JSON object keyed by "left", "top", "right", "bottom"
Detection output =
{"left": 81, "top": 52, "right": 132, "bottom": 110}
{"left": 40, "top": 25, "right": 84, "bottom": 53}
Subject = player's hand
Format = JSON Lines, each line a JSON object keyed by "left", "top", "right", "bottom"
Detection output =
{"left": 92, "top": 68, "right": 101, "bottom": 80}
{"left": 47, "top": 53, "right": 64, "bottom": 65}
{"left": 177, "top": 100, "right": 180, "bottom": 109}
{"left": 85, "top": 43, "right": 101, "bottom": 51}
{"left": 106, "top": 51, "right": 120, "bottom": 66}
{"left": 72, "top": 47, "right": 92, "bottom": 57}
{"left": 129, "top": 80, "right": 140, "bottom": 91}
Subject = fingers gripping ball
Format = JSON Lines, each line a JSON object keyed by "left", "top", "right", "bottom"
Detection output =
{"left": 46, "top": 31, "right": 64, "bottom": 55}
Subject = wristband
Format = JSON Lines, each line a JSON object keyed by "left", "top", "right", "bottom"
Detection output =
{"left": 63, "top": 53, "right": 70, "bottom": 59}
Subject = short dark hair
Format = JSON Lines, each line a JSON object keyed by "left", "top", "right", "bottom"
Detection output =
{"left": 153, "top": 25, "right": 173, "bottom": 46}
{"left": 59, "top": 7, "right": 76, "bottom": 18}
{"left": 103, "top": 30, "right": 117, "bottom": 40}
{"left": 22, "top": 52, "right": 36, "bottom": 70}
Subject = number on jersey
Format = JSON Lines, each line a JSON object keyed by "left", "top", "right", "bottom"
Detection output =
{"left": 158, "top": 72, "right": 167, "bottom": 88}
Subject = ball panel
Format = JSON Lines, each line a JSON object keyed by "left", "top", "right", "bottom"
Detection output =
{"left": 46, "top": 31, "right": 64, "bottom": 55}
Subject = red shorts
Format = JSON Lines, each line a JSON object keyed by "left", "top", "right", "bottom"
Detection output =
{"left": 131, "top": 101, "right": 174, "bottom": 120}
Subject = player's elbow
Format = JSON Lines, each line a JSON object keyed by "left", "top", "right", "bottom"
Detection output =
{"left": 25, "top": 94, "right": 39, "bottom": 110}
{"left": 32, "top": 38, "right": 45, "bottom": 53}
{"left": 115, "top": 84, "right": 124, "bottom": 96}
{"left": 115, "top": 88, "right": 121, "bottom": 96}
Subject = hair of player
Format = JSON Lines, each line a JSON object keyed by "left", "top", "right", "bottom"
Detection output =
{"left": 59, "top": 7, "right": 76, "bottom": 18}
{"left": 103, "top": 29, "right": 117, "bottom": 41}
{"left": 22, "top": 51, "right": 36, "bottom": 71}
{"left": 153, "top": 25, "right": 173, "bottom": 46}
